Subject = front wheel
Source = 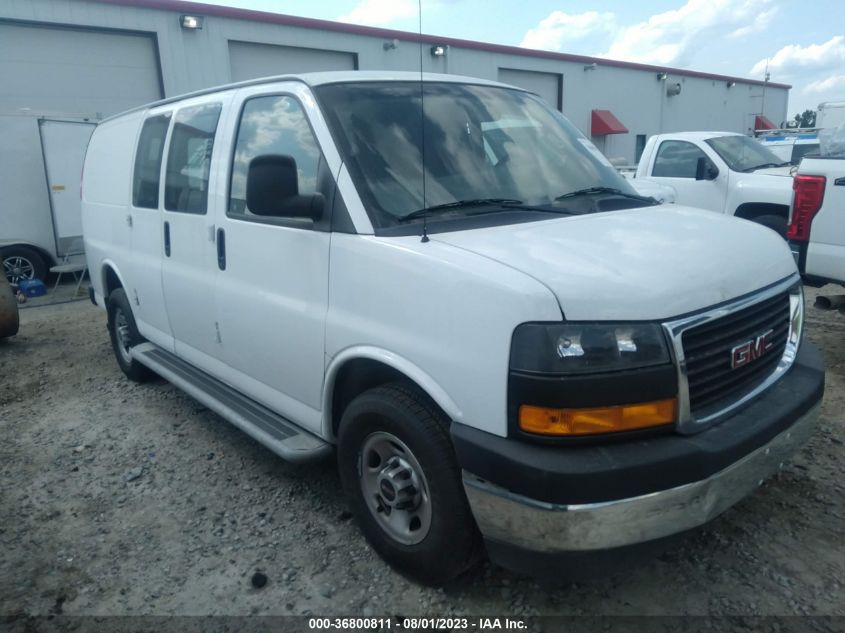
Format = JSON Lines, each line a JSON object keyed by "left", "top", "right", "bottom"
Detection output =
{"left": 337, "top": 383, "right": 482, "bottom": 585}
{"left": 107, "top": 288, "right": 152, "bottom": 382}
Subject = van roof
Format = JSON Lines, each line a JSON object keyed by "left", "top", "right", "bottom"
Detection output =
{"left": 100, "top": 71, "right": 517, "bottom": 123}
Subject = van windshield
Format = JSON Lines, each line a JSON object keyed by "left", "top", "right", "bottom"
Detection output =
{"left": 316, "top": 81, "right": 642, "bottom": 228}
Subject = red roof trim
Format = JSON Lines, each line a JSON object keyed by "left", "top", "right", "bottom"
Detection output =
{"left": 87, "top": 0, "right": 791, "bottom": 90}
{"left": 754, "top": 115, "right": 777, "bottom": 130}
{"left": 591, "top": 110, "right": 628, "bottom": 136}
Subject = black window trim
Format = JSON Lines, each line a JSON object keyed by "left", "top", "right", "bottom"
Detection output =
{"left": 163, "top": 101, "right": 224, "bottom": 216}
{"left": 653, "top": 139, "right": 709, "bottom": 179}
{"left": 131, "top": 111, "right": 172, "bottom": 211}
{"left": 225, "top": 91, "right": 331, "bottom": 231}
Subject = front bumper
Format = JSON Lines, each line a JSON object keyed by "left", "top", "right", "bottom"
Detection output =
{"left": 464, "top": 401, "right": 818, "bottom": 553}
{"left": 456, "top": 342, "right": 824, "bottom": 556}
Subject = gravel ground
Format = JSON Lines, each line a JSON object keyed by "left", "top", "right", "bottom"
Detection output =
{"left": 1, "top": 286, "right": 843, "bottom": 618}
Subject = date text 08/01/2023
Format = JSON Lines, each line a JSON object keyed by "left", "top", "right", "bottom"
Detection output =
{"left": 307, "top": 617, "right": 528, "bottom": 630}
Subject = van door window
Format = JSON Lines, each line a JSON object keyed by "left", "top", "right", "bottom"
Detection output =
{"left": 228, "top": 95, "right": 322, "bottom": 219}
{"left": 652, "top": 140, "right": 708, "bottom": 178}
{"left": 132, "top": 114, "right": 171, "bottom": 209}
{"left": 164, "top": 103, "right": 222, "bottom": 214}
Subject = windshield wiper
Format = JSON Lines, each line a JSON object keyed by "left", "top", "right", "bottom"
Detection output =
{"left": 399, "top": 198, "right": 524, "bottom": 222}
{"left": 554, "top": 186, "right": 657, "bottom": 204}
{"left": 741, "top": 162, "right": 791, "bottom": 172}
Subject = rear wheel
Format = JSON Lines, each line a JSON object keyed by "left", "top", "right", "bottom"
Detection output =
{"left": 337, "top": 383, "right": 482, "bottom": 585}
{"left": 107, "top": 288, "right": 152, "bottom": 382}
{"left": 2, "top": 246, "right": 47, "bottom": 284}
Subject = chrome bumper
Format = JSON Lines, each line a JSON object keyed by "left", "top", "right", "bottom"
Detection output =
{"left": 463, "top": 403, "right": 819, "bottom": 552}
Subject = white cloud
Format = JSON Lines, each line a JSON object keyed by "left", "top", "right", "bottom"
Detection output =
{"left": 337, "top": 0, "right": 419, "bottom": 26}
{"left": 728, "top": 8, "right": 775, "bottom": 39}
{"left": 750, "top": 36, "right": 845, "bottom": 78}
{"left": 802, "top": 74, "right": 845, "bottom": 95}
{"left": 519, "top": 0, "right": 775, "bottom": 67}
{"left": 519, "top": 11, "right": 616, "bottom": 51}
{"left": 603, "top": 0, "right": 773, "bottom": 66}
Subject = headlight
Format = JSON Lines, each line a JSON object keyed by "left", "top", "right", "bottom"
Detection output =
{"left": 510, "top": 322, "right": 670, "bottom": 374}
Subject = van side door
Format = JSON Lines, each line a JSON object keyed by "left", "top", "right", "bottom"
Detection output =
{"left": 128, "top": 110, "right": 173, "bottom": 349}
{"left": 212, "top": 86, "right": 334, "bottom": 434}
{"left": 160, "top": 98, "right": 230, "bottom": 366}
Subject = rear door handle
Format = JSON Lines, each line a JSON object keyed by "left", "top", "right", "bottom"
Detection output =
{"left": 217, "top": 228, "right": 226, "bottom": 270}
{"left": 164, "top": 221, "right": 171, "bottom": 257}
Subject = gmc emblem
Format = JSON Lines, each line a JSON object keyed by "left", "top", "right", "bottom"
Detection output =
{"left": 731, "top": 329, "right": 774, "bottom": 369}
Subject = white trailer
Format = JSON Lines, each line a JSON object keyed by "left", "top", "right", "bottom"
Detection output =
{"left": 817, "top": 101, "right": 845, "bottom": 129}
{"left": 0, "top": 112, "right": 95, "bottom": 283}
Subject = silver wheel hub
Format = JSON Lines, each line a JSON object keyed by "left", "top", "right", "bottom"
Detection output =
{"left": 360, "top": 431, "right": 432, "bottom": 545}
{"left": 114, "top": 309, "right": 132, "bottom": 363}
{"left": 3, "top": 257, "right": 35, "bottom": 284}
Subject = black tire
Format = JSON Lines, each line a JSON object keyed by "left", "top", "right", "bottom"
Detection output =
{"left": 2, "top": 245, "right": 48, "bottom": 284}
{"left": 107, "top": 288, "right": 153, "bottom": 382}
{"left": 337, "top": 382, "right": 482, "bottom": 585}
{"left": 752, "top": 214, "right": 787, "bottom": 238}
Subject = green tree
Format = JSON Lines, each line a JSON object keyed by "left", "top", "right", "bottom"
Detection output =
{"left": 793, "top": 109, "right": 817, "bottom": 127}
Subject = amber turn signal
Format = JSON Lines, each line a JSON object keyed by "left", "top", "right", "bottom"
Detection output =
{"left": 519, "top": 398, "right": 677, "bottom": 436}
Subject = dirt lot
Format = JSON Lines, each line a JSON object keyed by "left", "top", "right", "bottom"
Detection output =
{"left": 1, "top": 287, "right": 844, "bottom": 618}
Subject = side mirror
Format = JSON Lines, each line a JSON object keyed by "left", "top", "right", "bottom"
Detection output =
{"left": 695, "top": 157, "right": 719, "bottom": 181}
{"left": 246, "top": 154, "right": 324, "bottom": 221}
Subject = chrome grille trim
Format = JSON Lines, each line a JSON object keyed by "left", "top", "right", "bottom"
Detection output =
{"left": 662, "top": 274, "right": 804, "bottom": 435}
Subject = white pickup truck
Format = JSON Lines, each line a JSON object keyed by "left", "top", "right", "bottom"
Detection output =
{"left": 635, "top": 132, "right": 793, "bottom": 233}
{"left": 788, "top": 156, "right": 845, "bottom": 287}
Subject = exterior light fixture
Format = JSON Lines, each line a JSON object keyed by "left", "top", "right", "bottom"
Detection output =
{"left": 383, "top": 39, "right": 399, "bottom": 50}
{"left": 656, "top": 72, "right": 668, "bottom": 81}
{"left": 180, "top": 15, "right": 204, "bottom": 29}
{"left": 584, "top": 63, "right": 597, "bottom": 71}
{"left": 727, "top": 81, "right": 736, "bottom": 88}
{"left": 430, "top": 45, "right": 447, "bottom": 57}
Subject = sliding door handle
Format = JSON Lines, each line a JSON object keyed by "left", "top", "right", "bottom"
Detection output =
{"left": 217, "top": 228, "right": 226, "bottom": 271}
{"left": 163, "top": 221, "right": 171, "bottom": 257}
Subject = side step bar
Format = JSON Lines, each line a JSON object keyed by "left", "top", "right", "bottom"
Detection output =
{"left": 131, "top": 343, "right": 332, "bottom": 464}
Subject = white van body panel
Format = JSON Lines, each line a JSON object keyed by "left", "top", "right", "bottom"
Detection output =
{"left": 325, "top": 233, "right": 561, "bottom": 437}
{"left": 81, "top": 111, "right": 145, "bottom": 303}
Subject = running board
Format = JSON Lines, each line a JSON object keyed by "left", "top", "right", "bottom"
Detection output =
{"left": 131, "top": 343, "right": 331, "bottom": 463}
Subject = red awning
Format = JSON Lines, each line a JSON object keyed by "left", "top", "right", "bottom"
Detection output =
{"left": 755, "top": 115, "right": 777, "bottom": 130}
{"left": 591, "top": 109, "right": 629, "bottom": 136}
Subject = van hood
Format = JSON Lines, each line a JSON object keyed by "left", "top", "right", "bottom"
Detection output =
{"left": 431, "top": 205, "right": 797, "bottom": 321}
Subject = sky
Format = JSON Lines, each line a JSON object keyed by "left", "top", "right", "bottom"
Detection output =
{"left": 200, "top": 0, "right": 845, "bottom": 117}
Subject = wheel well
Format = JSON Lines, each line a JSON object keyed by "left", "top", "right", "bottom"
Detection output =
{"left": 734, "top": 202, "right": 788, "bottom": 221}
{"left": 103, "top": 266, "right": 122, "bottom": 299}
{"left": 331, "top": 358, "right": 413, "bottom": 436}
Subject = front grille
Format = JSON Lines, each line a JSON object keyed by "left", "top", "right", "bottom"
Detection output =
{"left": 682, "top": 291, "right": 790, "bottom": 415}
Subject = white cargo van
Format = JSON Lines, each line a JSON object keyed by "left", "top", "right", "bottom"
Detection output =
{"left": 82, "top": 72, "right": 824, "bottom": 584}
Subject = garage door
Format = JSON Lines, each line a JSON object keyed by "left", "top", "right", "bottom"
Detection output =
{"left": 498, "top": 68, "right": 562, "bottom": 111}
{"left": 0, "top": 22, "right": 162, "bottom": 116}
{"left": 229, "top": 41, "right": 357, "bottom": 82}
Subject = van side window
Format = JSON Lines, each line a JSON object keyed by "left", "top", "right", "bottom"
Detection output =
{"left": 164, "top": 103, "right": 222, "bottom": 214}
{"left": 132, "top": 114, "right": 171, "bottom": 209}
{"left": 229, "top": 95, "right": 322, "bottom": 218}
{"left": 652, "top": 140, "right": 708, "bottom": 178}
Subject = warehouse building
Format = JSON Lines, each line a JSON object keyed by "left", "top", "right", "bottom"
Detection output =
{"left": 1, "top": 0, "right": 789, "bottom": 276}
